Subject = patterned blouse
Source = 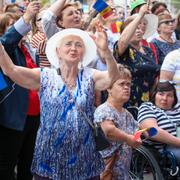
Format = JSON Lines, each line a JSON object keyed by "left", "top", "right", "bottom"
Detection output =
{"left": 94, "top": 102, "right": 138, "bottom": 180}
{"left": 31, "top": 67, "right": 104, "bottom": 180}
{"left": 151, "top": 39, "right": 180, "bottom": 65}
{"left": 113, "top": 42, "right": 160, "bottom": 107}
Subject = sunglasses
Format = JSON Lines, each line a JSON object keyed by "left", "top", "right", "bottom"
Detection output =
{"left": 159, "top": 19, "right": 176, "bottom": 25}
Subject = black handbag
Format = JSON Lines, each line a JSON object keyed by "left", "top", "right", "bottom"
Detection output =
{"left": 94, "top": 125, "right": 110, "bottom": 151}
{"left": 71, "top": 96, "right": 110, "bottom": 151}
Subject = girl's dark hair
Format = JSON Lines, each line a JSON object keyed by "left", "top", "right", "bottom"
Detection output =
{"left": 150, "top": 81, "right": 178, "bottom": 107}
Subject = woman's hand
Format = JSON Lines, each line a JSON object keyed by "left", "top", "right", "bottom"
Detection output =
{"left": 126, "top": 134, "right": 142, "bottom": 148}
{"left": 139, "top": 4, "right": 151, "bottom": 17}
{"left": 23, "top": 1, "right": 41, "bottom": 24}
{"left": 94, "top": 23, "right": 109, "bottom": 59}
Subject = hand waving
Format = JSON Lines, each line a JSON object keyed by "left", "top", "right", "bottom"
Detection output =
{"left": 23, "top": 1, "right": 41, "bottom": 23}
{"left": 94, "top": 23, "right": 109, "bottom": 59}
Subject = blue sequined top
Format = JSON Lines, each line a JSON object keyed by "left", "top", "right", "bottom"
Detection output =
{"left": 151, "top": 39, "right": 180, "bottom": 65}
{"left": 31, "top": 67, "right": 104, "bottom": 180}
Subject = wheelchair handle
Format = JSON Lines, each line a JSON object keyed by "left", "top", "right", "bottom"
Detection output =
{"left": 170, "top": 166, "right": 179, "bottom": 176}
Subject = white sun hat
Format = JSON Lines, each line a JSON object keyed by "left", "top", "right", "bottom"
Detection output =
{"left": 46, "top": 28, "right": 97, "bottom": 69}
{"left": 127, "top": 13, "right": 158, "bottom": 39}
{"left": 143, "top": 14, "right": 158, "bottom": 39}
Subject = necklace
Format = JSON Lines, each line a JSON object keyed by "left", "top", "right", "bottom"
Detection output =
{"left": 159, "top": 35, "right": 174, "bottom": 44}
{"left": 57, "top": 68, "right": 77, "bottom": 91}
{"left": 61, "top": 75, "right": 76, "bottom": 91}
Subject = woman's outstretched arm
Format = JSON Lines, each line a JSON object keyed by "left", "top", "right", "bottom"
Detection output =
{"left": 0, "top": 43, "right": 40, "bottom": 90}
{"left": 93, "top": 25, "right": 119, "bottom": 91}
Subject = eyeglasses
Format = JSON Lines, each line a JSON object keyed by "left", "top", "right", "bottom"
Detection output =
{"left": 159, "top": 19, "right": 176, "bottom": 25}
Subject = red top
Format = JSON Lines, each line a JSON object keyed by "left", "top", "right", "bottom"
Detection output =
{"left": 21, "top": 44, "right": 40, "bottom": 115}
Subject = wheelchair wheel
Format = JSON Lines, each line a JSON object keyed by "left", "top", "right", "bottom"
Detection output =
{"left": 129, "top": 145, "right": 164, "bottom": 180}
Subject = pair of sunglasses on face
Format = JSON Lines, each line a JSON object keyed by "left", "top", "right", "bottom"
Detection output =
{"left": 159, "top": 19, "right": 176, "bottom": 26}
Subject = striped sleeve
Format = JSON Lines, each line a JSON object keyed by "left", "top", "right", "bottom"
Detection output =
{"left": 137, "top": 102, "right": 157, "bottom": 123}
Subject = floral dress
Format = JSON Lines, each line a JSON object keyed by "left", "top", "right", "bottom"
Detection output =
{"left": 94, "top": 102, "right": 138, "bottom": 180}
{"left": 31, "top": 67, "right": 104, "bottom": 180}
{"left": 151, "top": 39, "right": 180, "bottom": 65}
{"left": 113, "top": 42, "right": 160, "bottom": 107}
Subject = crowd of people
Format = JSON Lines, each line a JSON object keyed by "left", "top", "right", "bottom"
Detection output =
{"left": 0, "top": 0, "right": 179, "bottom": 179}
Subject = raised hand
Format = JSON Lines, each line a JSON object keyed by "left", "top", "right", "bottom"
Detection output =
{"left": 139, "top": 4, "right": 151, "bottom": 17}
{"left": 23, "top": 1, "right": 41, "bottom": 23}
{"left": 94, "top": 23, "right": 109, "bottom": 59}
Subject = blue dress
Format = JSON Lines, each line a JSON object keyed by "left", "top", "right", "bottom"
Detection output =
{"left": 151, "top": 39, "right": 180, "bottom": 65}
{"left": 31, "top": 67, "right": 104, "bottom": 180}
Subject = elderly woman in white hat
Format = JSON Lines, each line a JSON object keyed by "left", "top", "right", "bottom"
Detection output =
{"left": 0, "top": 26, "right": 119, "bottom": 180}
{"left": 113, "top": 4, "right": 160, "bottom": 107}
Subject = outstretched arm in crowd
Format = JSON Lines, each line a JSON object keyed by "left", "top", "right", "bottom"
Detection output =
{"left": 41, "top": 0, "right": 66, "bottom": 39}
{"left": 140, "top": 118, "right": 180, "bottom": 147}
{"left": 117, "top": 4, "right": 149, "bottom": 55}
{"left": 48, "top": 0, "right": 66, "bottom": 17}
{"left": 0, "top": 44, "right": 40, "bottom": 90}
{"left": 93, "top": 25, "right": 119, "bottom": 91}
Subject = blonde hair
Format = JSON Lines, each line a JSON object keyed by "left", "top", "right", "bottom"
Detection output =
{"left": 109, "top": 64, "right": 132, "bottom": 89}
{"left": 117, "top": 64, "right": 132, "bottom": 80}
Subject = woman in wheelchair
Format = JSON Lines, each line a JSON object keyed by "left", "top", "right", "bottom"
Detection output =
{"left": 138, "top": 81, "right": 180, "bottom": 166}
{"left": 94, "top": 65, "right": 141, "bottom": 180}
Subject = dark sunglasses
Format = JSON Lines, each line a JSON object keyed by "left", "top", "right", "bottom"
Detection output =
{"left": 159, "top": 19, "right": 176, "bottom": 25}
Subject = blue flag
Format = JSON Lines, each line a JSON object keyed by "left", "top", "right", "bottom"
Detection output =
{"left": 93, "top": 0, "right": 108, "bottom": 13}
{"left": 0, "top": 71, "right": 7, "bottom": 90}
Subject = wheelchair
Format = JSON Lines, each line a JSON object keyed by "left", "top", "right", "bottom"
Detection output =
{"left": 127, "top": 106, "right": 180, "bottom": 180}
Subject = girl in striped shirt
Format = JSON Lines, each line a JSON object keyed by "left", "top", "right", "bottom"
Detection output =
{"left": 138, "top": 81, "right": 180, "bottom": 164}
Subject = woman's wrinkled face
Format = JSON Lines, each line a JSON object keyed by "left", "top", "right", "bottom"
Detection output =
{"left": 130, "top": 25, "right": 144, "bottom": 43}
{"left": 109, "top": 78, "right": 131, "bottom": 103}
{"left": 56, "top": 35, "right": 85, "bottom": 65}
{"left": 59, "top": 6, "right": 82, "bottom": 29}
{"left": 158, "top": 18, "right": 176, "bottom": 34}
{"left": 155, "top": 91, "right": 175, "bottom": 110}
{"left": 130, "top": 19, "right": 146, "bottom": 43}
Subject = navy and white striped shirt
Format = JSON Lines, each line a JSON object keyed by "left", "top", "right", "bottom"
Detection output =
{"left": 137, "top": 102, "right": 180, "bottom": 150}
